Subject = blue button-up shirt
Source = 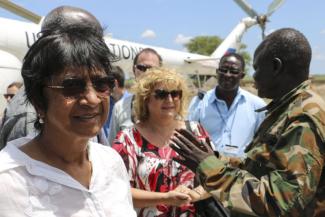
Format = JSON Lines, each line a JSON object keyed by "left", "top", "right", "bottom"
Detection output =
{"left": 188, "top": 87, "right": 266, "bottom": 158}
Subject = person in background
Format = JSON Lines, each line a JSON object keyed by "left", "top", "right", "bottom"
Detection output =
{"left": 108, "top": 48, "right": 162, "bottom": 145}
{"left": 0, "top": 82, "right": 23, "bottom": 128}
{"left": 112, "top": 68, "right": 212, "bottom": 217}
{"left": 3, "top": 82, "right": 23, "bottom": 103}
{"left": 0, "top": 12, "right": 136, "bottom": 216}
{"left": 188, "top": 52, "right": 265, "bottom": 158}
{"left": 171, "top": 28, "right": 325, "bottom": 217}
{"left": 0, "top": 6, "right": 106, "bottom": 149}
{"left": 111, "top": 66, "right": 131, "bottom": 102}
{"left": 103, "top": 66, "right": 131, "bottom": 137}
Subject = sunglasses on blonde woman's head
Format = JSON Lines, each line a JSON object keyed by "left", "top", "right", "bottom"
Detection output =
{"left": 46, "top": 76, "right": 115, "bottom": 99}
{"left": 153, "top": 89, "right": 182, "bottom": 100}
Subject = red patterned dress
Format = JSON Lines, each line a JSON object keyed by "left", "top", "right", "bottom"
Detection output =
{"left": 112, "top": 121, "right": 210, "bottom": 217}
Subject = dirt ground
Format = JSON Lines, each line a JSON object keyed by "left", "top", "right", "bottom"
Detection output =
{"left": 313, "top": 83, "right": 325, "bottom": 101}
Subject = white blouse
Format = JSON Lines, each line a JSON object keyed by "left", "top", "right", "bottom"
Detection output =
{"left": 0, "top": 136, "right": 136, "bottom": 217}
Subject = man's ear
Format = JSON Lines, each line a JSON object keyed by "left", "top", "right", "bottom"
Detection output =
{"left": 114, "top": 79, "right": 118, "bottom": 88}
{"left": 240, "top": 72, "right": 245, "bottom": 79}
{"left": 273, "top": 57, "right": 283, "bottom": 76}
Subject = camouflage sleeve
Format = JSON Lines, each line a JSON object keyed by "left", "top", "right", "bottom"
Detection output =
{"left": 196, "top": 121, "right": 325, "bottom": 217}
{"left": 219, "top": 155, "right": 244, "bottom": 168}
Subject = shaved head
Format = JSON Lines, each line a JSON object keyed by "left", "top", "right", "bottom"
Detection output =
{"left": 255, "top": 28, "right": 311, "bottom": 80}
{"left": 41, "top": 5, "right": 103, "bottom": 37}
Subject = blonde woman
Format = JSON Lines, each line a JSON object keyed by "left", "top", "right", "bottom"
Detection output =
{"left": 112, "top": 68, "right": 210, "bottom": 217}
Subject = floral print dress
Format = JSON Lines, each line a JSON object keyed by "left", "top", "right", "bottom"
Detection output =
{"left": 112, "top": 121, "right": 210, "bottom": 217}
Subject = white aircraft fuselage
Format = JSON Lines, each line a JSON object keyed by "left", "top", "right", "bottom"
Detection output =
{"left": 0, "top": 15, "right": 260, "bottom": 118}
{"left": 0, "top": 16, "right": 219, "bottom": 80}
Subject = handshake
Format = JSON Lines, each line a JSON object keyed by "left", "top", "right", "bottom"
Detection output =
{"left": 174, "top": 185, "right": 210, "bottom": 203}
{"left": 163, "top": 185, "right": 210, "bottom": 207}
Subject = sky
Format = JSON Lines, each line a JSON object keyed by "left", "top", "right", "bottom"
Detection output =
{"left": 1, "top": 0, "right": 325, "bottom": 75}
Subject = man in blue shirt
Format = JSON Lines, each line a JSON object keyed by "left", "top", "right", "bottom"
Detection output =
{"left": 188, "top": 52, "right": 265, "bottom": 158}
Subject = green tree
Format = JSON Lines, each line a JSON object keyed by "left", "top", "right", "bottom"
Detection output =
{"left": 185, "top": 36, "right": 222, "bottom": 56}
{"left": 238, "top": 43, "right": 252, "bottom": 72}
{"left": 184, "top": 35, "right": 251, "bottom": 71}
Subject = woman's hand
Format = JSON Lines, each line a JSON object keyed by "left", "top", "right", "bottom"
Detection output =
{"left": 174, "top": 185, "right": 201, "bottom": 202}
{"left": 131, "top": 187, "right": 191, "bottom": 208}
{"left": 163, "top": 188, "right": 192, "bottom": 207}
{"left": 174, "top": 185, "right": 211, "bottom": 202}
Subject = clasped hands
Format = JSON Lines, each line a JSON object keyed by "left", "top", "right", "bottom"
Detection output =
{"left": 173, "top": 185, "right": 210, "bottom": 203}
{"left": 163, "top": 185, "right": 210, "bottom": 207}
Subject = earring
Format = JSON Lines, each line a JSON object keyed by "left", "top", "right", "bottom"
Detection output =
{"left": 38, "top": 114, "right": 44, "bottom": 124}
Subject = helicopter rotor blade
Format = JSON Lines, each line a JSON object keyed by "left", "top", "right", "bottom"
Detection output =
{"left": 234, "top": 0, "right": 285, "bottom": 39}
{"left": 233, "top": 0, "right": 258, "bottom": 18}
{"left": 0, "top": 0, "right": 42, "bottom": 24}
{"left": 266, "top": 0, "right": 286, "bottom": 17}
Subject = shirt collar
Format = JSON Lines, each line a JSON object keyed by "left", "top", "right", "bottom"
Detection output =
{"left": 0, "top": 136, "right": 32, "bottom": 172}
{"left": 0, "top": 136, "right": 94, "bottom": 191}
{"left": 209, "top": 87, "right": 245, "bottom": 105}
{"left": 122, "top": 90, "right": 132, "bottom": 99}
{"left": 256, "top": 80, "right": 311, "bottom": 113}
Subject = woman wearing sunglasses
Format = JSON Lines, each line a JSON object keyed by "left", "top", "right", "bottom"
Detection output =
{"left": 0, "top": 23, "right": 136, "bottom": 216}
{"left": 112, "top": 68, "right": 211, "bottom": 217}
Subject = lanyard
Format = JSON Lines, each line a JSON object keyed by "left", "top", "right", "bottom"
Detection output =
{"left": 215, "top": 100, "right": 239, "bottom": 146}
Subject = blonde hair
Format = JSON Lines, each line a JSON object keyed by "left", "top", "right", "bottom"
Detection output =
{"left": 132, "top": 67, "right": 189, "bottom": 122}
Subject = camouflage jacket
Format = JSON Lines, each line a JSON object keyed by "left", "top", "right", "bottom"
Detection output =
{"left": 197, "top": 81, "right": 325, "bottom": 217}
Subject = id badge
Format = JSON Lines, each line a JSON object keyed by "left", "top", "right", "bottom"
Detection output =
{"left": 224, "top": 144, "right": 239, "bottom": 155}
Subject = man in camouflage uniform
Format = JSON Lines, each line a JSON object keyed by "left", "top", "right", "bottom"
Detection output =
{"left": 171, "top": 28, "right": 325, "bottom": 217}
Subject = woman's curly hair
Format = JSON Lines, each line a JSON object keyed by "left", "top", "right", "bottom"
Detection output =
{"left": 132, "top": 67, "right": 190, "bottom": 122}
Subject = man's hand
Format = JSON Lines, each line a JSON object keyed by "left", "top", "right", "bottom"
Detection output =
{"left": 174, "top": 185, "right": 211, "bottom": 202}
{"left": 170, "top": 128, "right": 214, "bottom": 172}
{"left": 164, "top": 189, "right": 192, "bottom": 207}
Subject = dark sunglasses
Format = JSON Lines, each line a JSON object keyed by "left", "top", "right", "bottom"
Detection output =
{"left": 153, "top": 89, "right": 182, "bottom": 100}
{"left": 135, "top": 64, "right": 152, "bottom": 72}
{"left": 3, "top": 93, "right": 15, "bottom": 99}
{"left": 47, "top": 76, "right": 115, "bottom": 98}
{"left": 218, "top": 67, "right": 242, "bottom": 75}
